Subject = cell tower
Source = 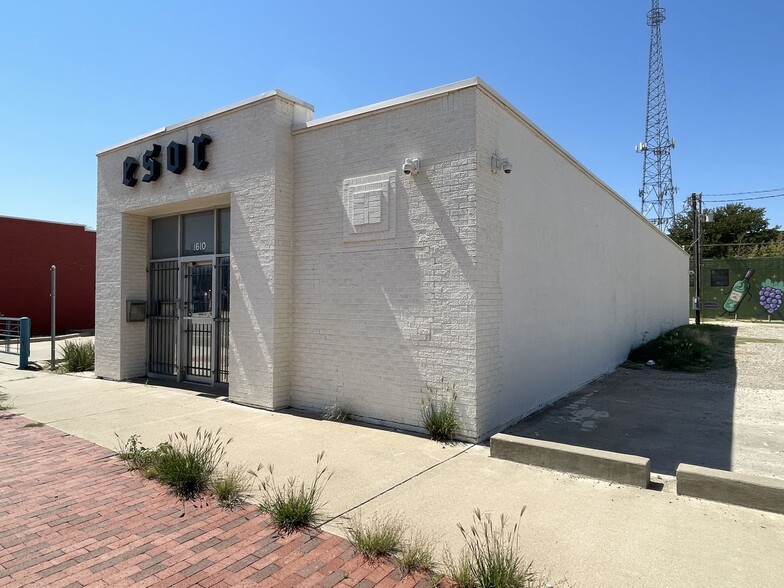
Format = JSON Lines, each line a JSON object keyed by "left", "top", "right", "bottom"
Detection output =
{"left": 636, "top": 0, "right": 676, "bottom": 232}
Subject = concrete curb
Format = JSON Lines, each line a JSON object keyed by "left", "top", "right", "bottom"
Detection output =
{"left": 676, "top": 463, "right": 784, "bottom": 515}
{"left": 490, "top": 433, "right": 651, "bottom": 488}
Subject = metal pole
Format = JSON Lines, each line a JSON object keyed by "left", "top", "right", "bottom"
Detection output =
{"left": 50, "top": 265, "right": 56, "bottom": 369}
{"left": 19, "top": 317, "right": 30, "bottom": 370}
{"left": 692, "top": 194, "right": 702, "bottom": 326}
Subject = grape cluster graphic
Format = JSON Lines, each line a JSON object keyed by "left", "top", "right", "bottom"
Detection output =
{"left": 758, "top": 279, "right": 783, "bottom": 315}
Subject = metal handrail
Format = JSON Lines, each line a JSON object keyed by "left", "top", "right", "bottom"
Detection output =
{"left": 0, "top": 317, "right": 31, "bottom": 369}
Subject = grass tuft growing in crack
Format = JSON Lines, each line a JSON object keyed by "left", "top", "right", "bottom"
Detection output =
{"left": 210, "top": 463, "right": 251, "bottom": 509}
{"left": 346, "top": 513, "right": 404, "bottom": 559}
{"left": 421, "top": 378, "right": 460, "bottom": 441}
{"left": 115, "top": 429, "right": 230, "bottom": 502}
{"left": 153, "top": 428, "right": 230, "bottom": 501}
{"left": 444, "top": 507, "right": 541, "bottom": 588}
{"left": 250, "top": 451, "right": 332, "bottom": 533}
{"left": 398, "top": 531, "right": 435, "bottom": 574}
{"left": 323, "top": 399, "right": 351, "bottom": 422}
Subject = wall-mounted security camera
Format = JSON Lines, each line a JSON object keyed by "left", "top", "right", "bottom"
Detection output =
{"left": 491, "top": 153, "right": 512, "bottom": 175}
{"left": 402, "top": 158, "right": 420, "bottom": 175}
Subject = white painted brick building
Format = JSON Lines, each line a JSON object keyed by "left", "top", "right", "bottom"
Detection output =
{"left": 96, "top": 79, "right": 688, "bottom": 441}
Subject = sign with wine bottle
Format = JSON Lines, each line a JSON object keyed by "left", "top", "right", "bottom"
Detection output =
{"left": 722, "top": 269, "right": 754, "bottom": 314}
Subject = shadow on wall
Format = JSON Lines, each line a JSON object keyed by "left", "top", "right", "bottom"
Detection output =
{"left": 503, "top": 327, "right": 739, "bottom": 476}
{"left": 289, "top": 166, "right": 480, "bottom": 437}
{"left": 229, "top": 203, "right": 276, "bottom": 405}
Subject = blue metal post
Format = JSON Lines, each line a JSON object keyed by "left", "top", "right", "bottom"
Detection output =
{"left": 19, "top": 317, "right": 30, "bottom": 370}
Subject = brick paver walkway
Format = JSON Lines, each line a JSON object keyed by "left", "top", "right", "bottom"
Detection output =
{"left": 0, "top": 414, "right": 429, "bottom": 587}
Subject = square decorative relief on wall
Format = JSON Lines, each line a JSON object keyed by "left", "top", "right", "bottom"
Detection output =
{"left": 342, "top": 171, "right": 396, "bottom": 243}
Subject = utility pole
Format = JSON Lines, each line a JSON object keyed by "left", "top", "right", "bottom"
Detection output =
{"left": 691, "top": 193, "right": 703, "bottom": 325}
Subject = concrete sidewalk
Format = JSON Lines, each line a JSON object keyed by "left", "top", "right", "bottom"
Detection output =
{"left": 2, "top": 368, "right": 783, "bottom": 587}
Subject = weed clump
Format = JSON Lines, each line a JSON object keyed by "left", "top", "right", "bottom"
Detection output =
{"left": 58, "top": 340, "right": 95, "bottom": 372}
{"left": 210, "top": 463, "right": 250, "bottom": 509}
{"left": 421, "top": 379, "right": 460, "bottom": 441}
{"left": 628, "top": 325, "right": 719, "bottom": 371}
{"left": 323, "top": 399, "right": 351, "bottom": 422}
{"left": 250, "top": 451, "right": 332, "bottom": 533}
{"left": 154, "top": 428, "right": 229, "bottom": 501}
{"left": 115, "top": 429, "right": 230, "bottom": 502}
{"left": 115, "top": 433, "right": 168, "bottom": 477}
{"left": 347, "top": 513, "right": 404, "bottom": 559}
{"left": 398, "top": 532, "right": 435, "bottom": 574}
{"left": 0, "top": 391, "right": 12, "bottom": 411}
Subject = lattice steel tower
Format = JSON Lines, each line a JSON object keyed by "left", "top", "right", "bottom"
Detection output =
{"left": 636, "top": 0, "right": 676, "bottom": 232}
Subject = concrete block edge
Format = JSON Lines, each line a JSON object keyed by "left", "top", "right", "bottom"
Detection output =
{"left": 489, "top": 433, "right": 651, "bottom": 488}
{"left": 676, "top": 463, "right": 784, "bottom": 515}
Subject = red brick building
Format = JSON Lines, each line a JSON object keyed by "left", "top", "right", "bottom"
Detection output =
{"left": 0, "top": 216, "right": 96, "bottom": 335}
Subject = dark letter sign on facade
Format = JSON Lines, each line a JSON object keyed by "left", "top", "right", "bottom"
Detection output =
{"left": 192, "top": 134, "right": 212, "bottom": 170}
{"left": 142, "top": 144, "right": 162, "bottom": 182}
{"left": 166, "top": 141, "right": 187, "bottom": 174}
{"left": 123, "top": 157, "right": 139, "bottom": 187}
{"left": 122, "top": 135, "right": 213, "bottom": 186}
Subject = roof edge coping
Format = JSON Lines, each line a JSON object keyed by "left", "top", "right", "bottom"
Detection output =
{"left": 292, "top": 77, "right": 483, "bottom": 132}
{"left": 96, "top": 89, "right": 314, "bottom": 156}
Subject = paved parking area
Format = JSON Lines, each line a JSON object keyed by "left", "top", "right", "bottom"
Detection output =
{"left": 0, "top": 414, "right": 428, "bottom": 588}
{"left": 505, "top": 321, "right": 784, "bottom": 479}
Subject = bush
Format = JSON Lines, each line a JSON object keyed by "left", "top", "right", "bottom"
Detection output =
{"left": 628, "top": 325, "right": 717, "bottom": 371}
{"left": 421, "top": 379, "right": 460, "bottom": 441}
{"left": 445, "top": 508, "right": 538, "bottom": 588}
{"left": 154, "top": 428, "right": 230, "bottom": 501}
{"left": 347, "top": 513, "right": 404, "bottom": 559}
{"left": 251, "top": 451, "right": 332, "bottom": 533}
{"left": 58, "top": 340, "right": 95, "bottom": 372}
{"left": 211, "top": 463, "right": 251, "bottom": 509}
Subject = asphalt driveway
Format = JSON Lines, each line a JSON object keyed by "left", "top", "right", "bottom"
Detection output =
{"left": 504, "top": 321, "right": 784, "bottom": 479}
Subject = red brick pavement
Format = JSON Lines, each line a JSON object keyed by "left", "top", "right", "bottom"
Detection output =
{"left": 0, "top": 414, "right": 430, "bottom": 587}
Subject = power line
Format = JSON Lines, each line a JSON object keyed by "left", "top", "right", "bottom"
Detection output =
{"left": 702, "top": 187, "right": 784, "bottom": 197}
{"left": 702, "top": 193, "right": 784, "bottom": 203}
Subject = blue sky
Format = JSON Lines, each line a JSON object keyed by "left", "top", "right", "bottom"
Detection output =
{"left": 1, "top": 0, "right": 782, "bottom": 229}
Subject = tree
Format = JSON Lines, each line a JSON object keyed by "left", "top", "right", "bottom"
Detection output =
{"left": 668, "top": 203, "right": 782, "bottom": 258}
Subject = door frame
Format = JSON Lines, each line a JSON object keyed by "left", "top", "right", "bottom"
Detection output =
{"left": 180, "top": 258, "right": 216, "bottom": 384}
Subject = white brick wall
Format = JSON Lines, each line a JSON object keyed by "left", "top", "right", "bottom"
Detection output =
{"left": 291, "top": 90, "right": 481, "bottom": 439}
{"left": 96, "top": 93, "right": 311, "bottom": 407}
{"left": 475, "top": 88, "right": 688, "bottom": 438}
{"left": 96, "top": 80, "right": 687, "bottom": 442}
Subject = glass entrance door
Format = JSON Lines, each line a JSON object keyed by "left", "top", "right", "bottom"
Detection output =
{"left": 182, "top": 262, "right": 214, "bottom": 382}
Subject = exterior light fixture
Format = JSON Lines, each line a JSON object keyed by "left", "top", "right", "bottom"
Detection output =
{"left": 491, "top": 153, "right": 513, "bottom": 174}
{"left": 402, "top": 158, "right": 420, "bottom": 175}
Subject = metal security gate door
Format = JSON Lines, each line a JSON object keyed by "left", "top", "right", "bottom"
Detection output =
{"left": 148, "top": 261, "right": 179, "bottom": 376}
{"left": 182, "top": 262, "right": 213, "bottom": 382}
{"left": 148, "top": 209, "right": 230, "bottom": 386}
